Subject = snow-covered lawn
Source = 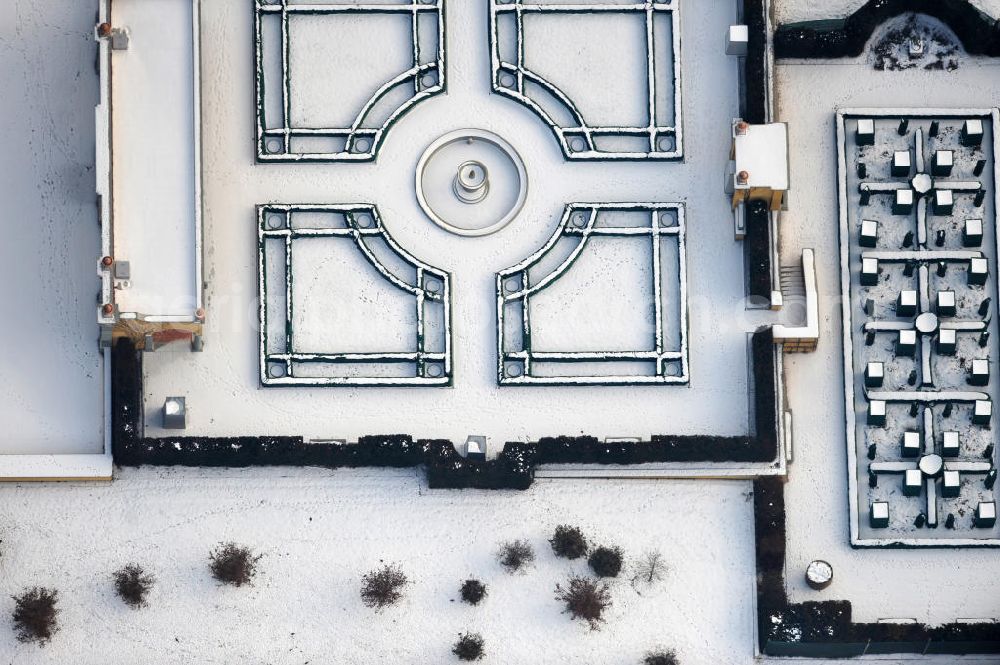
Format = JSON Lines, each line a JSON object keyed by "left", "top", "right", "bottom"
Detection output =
{"left": 0, "top": 468, "right": 757, "bottom": 664}
{"left": 141, "top": 0, "right": 755, "bottom": 446}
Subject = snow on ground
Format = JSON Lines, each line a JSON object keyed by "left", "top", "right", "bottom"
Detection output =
{"left": 140, "top": 0, "right": 759, "bottom": 445}
{"left": 774, "top": 0, "right": 1000, "bottom": 27}
{"left": 775, "top": 43, "right": 1000, "bottom": 620}
{"left": 0, "top": 468, "right": 756, "bottom": 665}
{"left": 0, "top": 0, "right": 104, "bottom": 455}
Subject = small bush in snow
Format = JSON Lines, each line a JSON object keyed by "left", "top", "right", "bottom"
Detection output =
{"left": 549, "top": 525, "right": 588, "bottom": 559}
{"left": 460, "top": 579, "right": 487, "bottom": 605}
{"left": 452, "top": 632, "right": 485, "bottom": 661}
{"left": 209, "top": 543, "right": 261, "bottom": 587}
{"left": 588, "top": 545, "right": 623, "bottom": 578}
{"left": 554, "top": 575, "right": 611, "bottom": 630}
{"left": 632, "top": 550, "right": 667, "bottom": 589}
{"left": 643, "top": 648, "right": 679, "bottom": 665}
{"left": 11, "top": 587, "right": 59, "bottom": 645}
{"left": 497, "top": 539, "right": 535, "bottom": 573}
{"left": 360, "top": 564, "right": 408, "bottom": 609}
{"left": 114, "top": 563, "right": 155, "bottom": 608}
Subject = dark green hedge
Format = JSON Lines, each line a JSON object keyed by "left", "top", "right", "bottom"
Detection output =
{"left": 775, "top": 0, "right": 1000, "bottom": 59}
{"left": 111, "top": 329, "right": 780, "bottom": 486}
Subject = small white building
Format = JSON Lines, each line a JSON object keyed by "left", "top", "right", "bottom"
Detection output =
{"left": 730, "top": 119, "right": 789, "bottom": 212}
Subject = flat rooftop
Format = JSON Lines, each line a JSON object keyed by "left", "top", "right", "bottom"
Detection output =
{"left": 0, "top": 1, "right": 105, "bottom": 460}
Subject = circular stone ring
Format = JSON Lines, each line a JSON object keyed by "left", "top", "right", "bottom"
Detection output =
{"left": 415, "top": 129, "right": 528, "bottom": 237}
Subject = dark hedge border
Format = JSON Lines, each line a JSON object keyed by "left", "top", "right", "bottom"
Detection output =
{"left": 754, "top": 477, "right": 1000, "bottom": 656}
{"left": 742, "top": 0, "right": 768, "bottom": 125}
{"left": 111, "top": 329, "right": 779, "bottom": 488}
{"left": 745, "top": 199, "right": 772, "bottom": 301}
{"left": 774, "top": 0, "right": 1000, "bottom": 59}
{"left": 739, "top": 0, "right": 773, "bottom": 300}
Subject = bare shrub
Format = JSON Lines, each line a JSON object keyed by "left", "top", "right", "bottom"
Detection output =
{"left": 114, "top": 563, "right": 155, "bottom": 608}
{"left": 554, "top": 575, "right": 611, "bottom": 630}
{"left": 643, "top": 648, "right": 679, "bottom": 665}
{"left": 11, "top": 587, "right": 59, "bottom": 645}
{"left": 497, "top": 539, "right": 534, "bottom": 573}
{"left": 460, "top": 579, "right": 487, "bottom": 606}
{"left": 360, "top": 564, "right": 408, "bottom": 609}
{"left": 632, "top": 550, "right": 667, "bottom": 589}
{"left": 549, "top": 525, "right": 588, "bottom": 559}
{"left": 588, "top": 545, "right": 623, "bottom": 578}
{"left": 209, "top": 543, "right": 261, "bottom": 587}
{"left": 452, "top": 632, "right": 485, "bottom": 661}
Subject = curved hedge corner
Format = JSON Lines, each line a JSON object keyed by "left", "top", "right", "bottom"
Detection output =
{"left": 753, "top": 477, "right": 1000, "bottom": 656}
{"left": 111, "top": 328, "right": 779, "bottom": 489}
{"left": 774, "top": 0, "right": 1000, "bottom": 59}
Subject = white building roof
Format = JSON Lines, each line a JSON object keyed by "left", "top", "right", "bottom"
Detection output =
{"left": 733, "top": 121, "right": 789, "bottom": 191}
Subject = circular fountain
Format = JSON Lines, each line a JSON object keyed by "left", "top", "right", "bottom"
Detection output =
{"left": 416, "top": 129, "right": 528, "bottom": 237}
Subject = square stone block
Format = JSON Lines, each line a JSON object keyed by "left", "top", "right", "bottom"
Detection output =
{"left": 856, "top": 118, "right": 875, "bottom": 146}
{"left": 942, "top": 470, "right": 961, "bottom": 498}
{"left": 896, "top": 329, "right": 917, "bottom": 356}
{"left": 865, "top": 361, "right": 884, "bottom": 388}
{"left": 942, "top": 430, "right": 960, "bottom": 457}
{"left": 962, "top": 118, "right": 984, "bottom": 147}
{"left": 892, "top": 150, "right": 911, "bottom": 177}
{"left": 726, "top": 24, "right": 749, "bottom": 56}
{"left": 932, "top": 150, "right": 954, "bottom": 176}
{"left": 973, "top": 399, "right": 992, "bottom": 426}
{"left": 934, "top": 189, "right": 954, "bottom": 215}
{"left": 970, "top": 358, "right": 990, "bottom": 386}
{"left": 870, "top": 501, "right": 890, "bottom": 528}
{"left": 465, "top": 435, "right": 487, "bottom": 461}
{"left": 163, "top": 396, "right": 186, "bottom": 430}
{"left": 860, "top": 219, "right": 879, "bottom": 247}
{"left": 902, "top": 431, "right": 921, "bottom": 457}
{"left": 893, "top": 189, "right": 914, "bottom": 215}
{"left": 936, "top": 290, "right": 956, "bottom": 317}
{"left": 937, "top": 328, "right": 957, "bottom": 355}
{"left": 868, "top": 399, "right": 887, "bottom": 426}
{"left": 861, "top": 257, "right": 879, "bottom": 286}
{"left": 975, "top": 501, "right": 996, "bottom": 528}
{"left": 903, "top": 468, "right": 923, "bottom": 496}
{"left": 969, "top": 257, "right": 989, "bottom": 286}
{"left": 964, "top": 218, "right": 984, "bottom": 247}
{"left": 897, "top": 289, "right": 917, "bottom": 316}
